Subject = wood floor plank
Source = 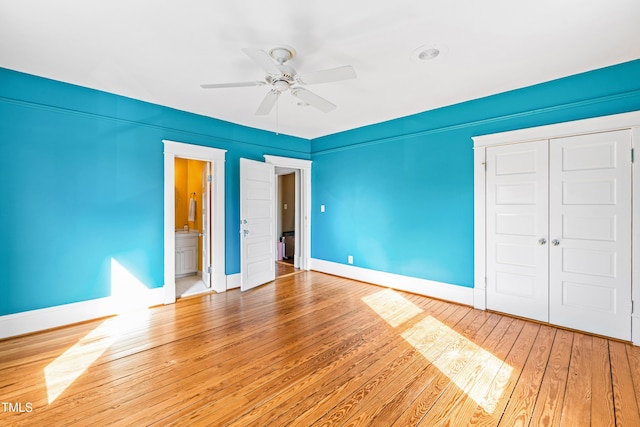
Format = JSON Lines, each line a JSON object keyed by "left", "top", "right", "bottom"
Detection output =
{"left": 590, "top": 336, "right": 615, "bottom": 427}
{"left": 610, "top": 340, "right": 640, "bottom": 426}
{"left": 528, "top": 328, "right": 573, "bottom": 427}
{"left": 497, "top": 325, "right": 556, "bottom": 427}
{"left": 558, "top": 332, "right": 592, "bottom": 427}
{"left": 0, "top": 271, "right": 637, "bottom": 426}
{"left": 626, "top": 344, "right": 640, "bottom": 421}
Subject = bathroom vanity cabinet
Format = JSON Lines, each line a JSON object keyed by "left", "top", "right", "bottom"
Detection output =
{"left": 175, "top": 232, "right": 198, "bottom": 277}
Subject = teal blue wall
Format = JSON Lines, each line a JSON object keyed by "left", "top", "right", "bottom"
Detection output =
{"left": 0, "top": 68, "right": 309, "bottom": 316}
{"left": 2, "top": 59, "right": 640, "bottom": 317}
{"left": 311, "top": 59, "right": 640, "bottom": 287}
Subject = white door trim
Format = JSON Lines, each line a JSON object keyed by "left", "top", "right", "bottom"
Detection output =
{"left": 264, "top": 155, "right": 312, "bottom": 271}
{"left": 472, "top": 110, "right": 640, "bottom": 344}
{"left": 473, "top": 110, "right": 640, "bottom": 148}
{"left": 163, "top": 140, "right": 227, "bottom": 303}
{"left": 633, "top": 126, "right": 640, "bottom": 345}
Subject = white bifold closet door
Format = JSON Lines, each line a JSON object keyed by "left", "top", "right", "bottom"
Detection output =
{"left": 486, "top": 130, "right": 632, "bottom": 340}
{"left": 486, "top": 140, "right": 550, "bottom": 322}
{"left": 548, "top": 130, "right": 631, "bottom": 340}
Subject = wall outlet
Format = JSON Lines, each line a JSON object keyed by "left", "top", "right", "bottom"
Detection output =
{"left": 348, "top": 255, "right": 353, "bottom": 264}
{"left": 320, "top": 204, "right": 325, "bottom": 212}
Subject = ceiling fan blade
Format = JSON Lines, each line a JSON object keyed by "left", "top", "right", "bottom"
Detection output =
{"left": 296, "top": 65, "right": 357, "bottom": 85}
{"left": 255, "top": 90, "right": 280, "bottom": 115}
{"left": 242, "top": 48, "right": 281, "bottom": 75}
{"left": 291, "top": 88, "right": 336, "bottom": 113}
{"left": 200, "top": 81, "right": 265, "bottom": 89}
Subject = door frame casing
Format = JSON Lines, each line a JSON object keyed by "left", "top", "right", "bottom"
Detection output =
{"left": 163, "top": 140, "right": 227, "bottom": 303}
{"left": 472, "top": 110, "right": 640, "bottom": 344}
{"left": 264, "top": 155, "right": 312, "bottom": 271}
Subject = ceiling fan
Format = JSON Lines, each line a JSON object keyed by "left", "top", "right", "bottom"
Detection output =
{"left": 201, "top": 46, "right": 357, "bottom": 115}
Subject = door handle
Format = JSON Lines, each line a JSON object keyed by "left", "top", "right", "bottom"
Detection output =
{"left": 551, "top": 239, "right": 560, "bottom": 246}
{"left": 538, "top": 238, "right": 547, "bottom": 245}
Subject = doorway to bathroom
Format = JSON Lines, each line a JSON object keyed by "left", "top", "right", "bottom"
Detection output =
{"left": 174, "top": 157, "right": 209, "bottom": 298}
{"left": 163, "top": 140, "right": 226, "bottom": 304}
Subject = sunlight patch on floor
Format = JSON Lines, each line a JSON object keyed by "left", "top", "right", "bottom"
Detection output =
{"left": 363, "top": 288, "right": 512, "bottom": 414}
{"left": 44, "top": 319, "right": 117, "bottom": 404}
{"left": 44, "top": 259, "right": 153, "bottom": 404}
{"left": 362, "top": 288, "right": 423, "bottom": 327}
{"left": 402, "top": 316, "right": 512, "bottom": 413}
{"left": 44, "top": 310, "right": 150, "bottom": 404}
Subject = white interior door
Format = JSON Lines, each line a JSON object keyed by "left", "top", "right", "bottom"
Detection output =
{"left": 549, "top": 130, "right": 632, "bottom": 340}
{"left": 240, "top": 158, "right": 275, "bottom": 291}
{"left": 486, "top": 140, "right": 549, "bottom": 322}
{"left": 201, "top": 162, "right": 212, "bottom": 288}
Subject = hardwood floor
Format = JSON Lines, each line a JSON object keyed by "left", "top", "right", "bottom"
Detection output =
{"left": 1, "top": 271, "right": 639, "bottom": 426}
{"left": 276, "top": 260, "right": 298, "bottom": 278}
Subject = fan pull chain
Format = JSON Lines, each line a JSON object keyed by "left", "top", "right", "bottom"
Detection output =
{"left": 275, "top": 94, "right": 279, "bottom": 135}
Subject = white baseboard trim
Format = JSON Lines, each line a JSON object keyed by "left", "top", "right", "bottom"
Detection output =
{"left": 633, "top": 315, "right": 640, "bottom": 346}
{"left": 0, "top": 287, "right": 164, "bottom": 340}
{"left": 310, "top": 258, "right": 474, "bottom": 307}
{"left": 473, "top": 286, "right": 486, "bottom": 310}
{"left": 226, "top": 273, "right": 240, "bottom": 290}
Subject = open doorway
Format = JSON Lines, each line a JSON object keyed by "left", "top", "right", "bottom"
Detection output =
{"left": 174, "top": 158, "right": 210, "bottom": 298}
{"left": 263, "top": 155, "right": 311, "bottom": 279}
{"left": 276, "top": 171, "right": 298, "bottom": 278}
{"left": 163, "top": 140, "right": 226, "bottom": 304}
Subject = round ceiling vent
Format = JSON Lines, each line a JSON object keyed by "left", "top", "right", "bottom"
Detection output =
{"left": 411, "top": 45, "right": 444, "bottom": 62}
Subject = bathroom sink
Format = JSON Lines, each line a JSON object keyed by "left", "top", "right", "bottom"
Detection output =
{"left": 175, "top": 230, "right": 199, "bottom": 236}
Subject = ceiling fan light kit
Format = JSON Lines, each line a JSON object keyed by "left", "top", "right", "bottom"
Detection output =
{"left": 201, "top": 45, "right": 356, "bottom": 116}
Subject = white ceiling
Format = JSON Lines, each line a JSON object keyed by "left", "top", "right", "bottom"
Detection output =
{"left": 1, "top": 0, "right": 639, "bottom": 140}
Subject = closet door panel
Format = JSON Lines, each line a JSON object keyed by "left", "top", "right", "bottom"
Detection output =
{"left": 549, "top": 130, "right": 632, "bottom": 340}
{"left": 486, "top": 141, "right": 549, "bottom": 322}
